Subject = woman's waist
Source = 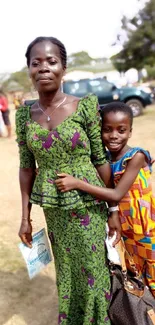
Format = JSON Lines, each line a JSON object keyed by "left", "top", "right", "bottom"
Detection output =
{"left": 35, "top": 167, "right": 103, "bottom": 186}
{"left": 32, "top": 164, "right": 104, "bottom": 204}
{"left": 37, "top": 155, "right": 92, "bottom": 170}
{"left": 31, "top": 178, "right": 104, "bottom": 209}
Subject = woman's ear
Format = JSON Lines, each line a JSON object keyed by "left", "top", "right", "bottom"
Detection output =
{"left": 62, "top": 67, "right": 66, "bottom": 78}
{"left": 28, "top": 71, "right": 32, "bottom": 79}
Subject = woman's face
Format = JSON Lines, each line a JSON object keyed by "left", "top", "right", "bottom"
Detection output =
{"left": 29, "top": 41, "right": 65, "bottom": 92}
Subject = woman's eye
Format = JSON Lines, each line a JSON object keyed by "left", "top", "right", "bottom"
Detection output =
{"left": 32, "top": 62, "right": 39, "bottom": 67}
{"left": 49, "top": 60, "right": 57, "bottom": 65}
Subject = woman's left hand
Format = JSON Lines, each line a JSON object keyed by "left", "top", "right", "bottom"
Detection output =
{"left": 55, "top": 173, "right": 79, "bottom": 192}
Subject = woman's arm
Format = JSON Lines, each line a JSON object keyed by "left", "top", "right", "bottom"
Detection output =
{"left": 16, "top": 107, "right": 36, "bottom": 247}
{"left": 20, "top": 168, "right": 36, "bottom": 219}
{"left": 19, "top": 168, "right": 36, "bottom": 247}
{"left": 95, "top": 163, "right": 113, "bottom": 189}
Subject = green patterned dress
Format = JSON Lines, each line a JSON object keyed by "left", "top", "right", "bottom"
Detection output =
{"left": 16, "top": 94, "right": 111, "bottom": 325}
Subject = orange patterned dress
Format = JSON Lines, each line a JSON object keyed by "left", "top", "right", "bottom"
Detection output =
{"left": 110, "top": 147, "right": 155, "bottom": 296}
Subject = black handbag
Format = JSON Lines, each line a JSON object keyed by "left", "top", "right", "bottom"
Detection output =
{"left": 108, "top": 240, "right": 155, "bottom": 325}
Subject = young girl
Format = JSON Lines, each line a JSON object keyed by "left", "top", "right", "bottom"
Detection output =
{"left": 55, "top": 101, "right": 155, "bottom": 296}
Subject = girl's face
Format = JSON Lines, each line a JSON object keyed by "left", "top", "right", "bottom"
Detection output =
{"left": 29, "top": 41, "right": 66, "bottom": 93}
{"left": 102, "top": 111, "right": 132, "bottom": 153}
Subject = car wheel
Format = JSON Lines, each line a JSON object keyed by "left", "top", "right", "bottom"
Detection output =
{"left": 126, "top": 99, "right": 143, "bottom": 117}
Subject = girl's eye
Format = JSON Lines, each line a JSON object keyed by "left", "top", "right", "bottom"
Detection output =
{"left": 102, "top": 128, "right": 111, "bottom": 133}
{"left": 119, "top": 129, "right": 126, "bottom": 133}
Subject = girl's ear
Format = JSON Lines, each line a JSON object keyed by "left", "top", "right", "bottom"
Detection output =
{"left": 129, "top": 127, "right": 132, "bottom": 138}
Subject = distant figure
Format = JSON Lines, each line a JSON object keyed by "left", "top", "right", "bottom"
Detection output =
{"left": 0, "top": 91, "right": 11, "bottom": 137}
{"left": 13, "top": 96, "right": 20, "bottom": 110}
{"left": 20, "top": 96, "right": 26, "bottom": 106}
{"left": 0, "top": 110, "right": 5, "bottom": 136}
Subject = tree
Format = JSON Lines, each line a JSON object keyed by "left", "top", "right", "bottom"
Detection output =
{"left": 111, "top": 0, "right": 155, "bottom": 72}
{"left": 68, "top": 51, "right": 93, "bottom": 68}
{"left": 2, "top": 67, "right": 32, "bottom": 93}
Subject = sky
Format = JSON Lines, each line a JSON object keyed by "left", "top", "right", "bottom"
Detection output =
{"left": 1, "top": 0, "right": 145, "bottom": 73}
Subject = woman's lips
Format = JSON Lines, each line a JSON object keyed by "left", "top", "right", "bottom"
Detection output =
{"left": 37, "top": 78, "right": 53, "bottom": 84}
{"left": 37, "top": 76, "right": 53, "bottom": 81}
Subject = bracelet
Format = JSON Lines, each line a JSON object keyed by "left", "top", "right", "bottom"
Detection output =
{"left": 108, "top": 206, "right": 119, "bottom": 213}
{"left": 22, "top": 218, "right": 33, "bottom": 222}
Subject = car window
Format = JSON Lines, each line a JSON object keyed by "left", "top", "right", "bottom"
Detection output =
{"left": 63, "top": 80, "right": 88, "bottom": 96}
{"left": 89, "top": 79, "right": 113, "bottom": 93}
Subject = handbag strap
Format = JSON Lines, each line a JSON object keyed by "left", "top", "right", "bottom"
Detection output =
{"left": 115, "top": 239, "right": 136, "bottom": 273}
{"left": 115, "top": 239, "right": 146, "bottom": 296}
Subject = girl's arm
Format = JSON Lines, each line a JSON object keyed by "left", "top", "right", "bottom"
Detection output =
{"left": 56, "top": 152, "right": 145, "bottom": 201}
{"left": 95, "top": 162, "right": 122, "bottom": 244}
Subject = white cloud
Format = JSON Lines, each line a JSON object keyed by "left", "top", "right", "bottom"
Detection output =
{"left": 1, "top": 0, "right": 145, "bottom": 73}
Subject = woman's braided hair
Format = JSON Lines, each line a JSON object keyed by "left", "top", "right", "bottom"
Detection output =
{"left": 25, "top": 36, "right": 67, "bottom": 68}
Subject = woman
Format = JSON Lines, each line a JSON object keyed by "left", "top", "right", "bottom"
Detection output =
{"left": 16, "top": 36, "right": 121, "bottom": 325}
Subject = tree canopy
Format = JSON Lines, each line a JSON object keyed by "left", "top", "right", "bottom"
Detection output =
{"left": 67, "top": 51, "right": 93, "bottom": 68}
{"left": 2, "top": 67, "right": 32, "bottom": 93}
{"left": 111, "top": 0, "right": 155, "bottom": 72}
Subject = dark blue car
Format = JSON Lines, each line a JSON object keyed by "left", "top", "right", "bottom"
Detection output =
{"left": 24, "top": 77, "right": 153, "bottom": 117}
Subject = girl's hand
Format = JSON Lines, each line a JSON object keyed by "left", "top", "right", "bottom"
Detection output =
{"left": 18, "top": 219, "right": 32, "bottom": 248}
{"left": 108, "top": 211, "right": 121, "bottom": 246}
{"left": 55, "top": 173, "right": 79, "bottom": 192}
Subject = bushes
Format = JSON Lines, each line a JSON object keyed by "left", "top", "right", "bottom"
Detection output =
{"left": 145, "top": 66, "right": 155, "bottom": 80}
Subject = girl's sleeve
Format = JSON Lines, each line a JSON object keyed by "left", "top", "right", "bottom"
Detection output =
{"left": 15, "top": 107, "right": 36, "bottom": 168}
{"left": 122, "top": 147, "right": 154, "bottom": 173}
{"left": 82, "top": 94, "right": 107, "bottom": 165}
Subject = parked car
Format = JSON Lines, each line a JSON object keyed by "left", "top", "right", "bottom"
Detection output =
{"left": 138, "top": 82, "right": 155, "bottom": 100}
{"left": 63, "top": 78, "right": 153, "bottom": 117}
{"left": 24, "top": 77, "right": 153, "bottom": 117}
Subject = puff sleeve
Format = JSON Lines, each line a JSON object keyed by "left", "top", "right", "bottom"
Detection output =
{"left": 15, "top": 106, "right": 36, "bottom": 168}
{"left": 82, "top": 94, "right": 107, "bottom": 165}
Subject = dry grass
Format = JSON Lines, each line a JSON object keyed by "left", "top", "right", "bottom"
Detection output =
{"left": 0, "top": 104, "right": 155, "bottom": 325}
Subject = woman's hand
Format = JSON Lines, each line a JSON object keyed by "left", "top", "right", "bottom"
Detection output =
{"left": 108, "top": 211, "right": 121, "bottom": 246}
{"left": 18, "top": 219, "right": 32, "bottom": 248}
{"left": 55, "top": 173, "right": 79, "bottom": 192}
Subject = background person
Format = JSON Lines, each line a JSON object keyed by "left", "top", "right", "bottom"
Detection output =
{"left": 0, "top": 91, "right": 11, "bottom": 138}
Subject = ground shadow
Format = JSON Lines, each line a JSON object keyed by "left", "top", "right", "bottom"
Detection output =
{"left": 0, "top": 268, "right": 58, "bottom": 325}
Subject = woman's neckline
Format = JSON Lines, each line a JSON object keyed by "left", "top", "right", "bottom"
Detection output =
{"left": 27, "top": 97, "right": 82, "bottom": 132}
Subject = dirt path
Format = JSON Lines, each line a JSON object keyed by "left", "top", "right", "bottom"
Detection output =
{"left": 0, "top": 105, "right": 155, "bottom": 325}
